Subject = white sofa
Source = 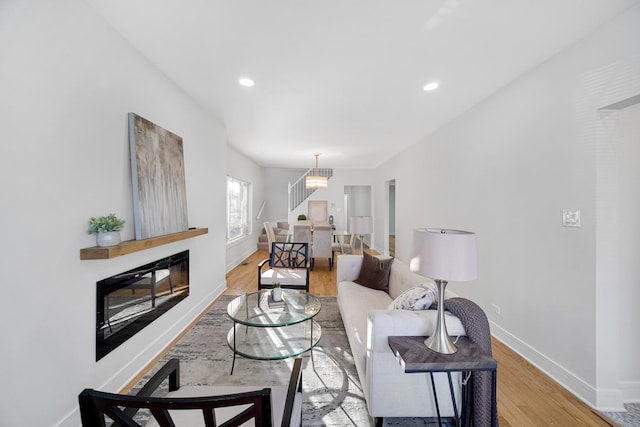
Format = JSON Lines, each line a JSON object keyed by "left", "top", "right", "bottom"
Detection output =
{"left": 336, "top": 254, "right": 466, "bottom": 422}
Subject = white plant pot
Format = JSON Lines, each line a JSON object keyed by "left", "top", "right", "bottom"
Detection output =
{"left": 272, "top": 287, "right": 282, "bottom": 301}
{"left": 96, "top": 231, "right": 121, "bottom": 247}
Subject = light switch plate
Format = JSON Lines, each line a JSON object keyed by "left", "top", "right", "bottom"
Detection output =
{"left": 563, "top": 210, "right": 581, "bottom": 227}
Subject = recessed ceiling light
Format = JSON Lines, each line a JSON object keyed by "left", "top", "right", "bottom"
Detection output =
{"left": 423, "top": 81, "right": 440, "bottom": 91}
{"left": 239, "top": 78, "right": 255, "bottom": 87}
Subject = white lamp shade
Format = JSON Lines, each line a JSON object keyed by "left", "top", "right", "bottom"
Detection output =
{"left": 350, "top": 216, "right": 373, "bottom": 234}
{"left": 410, "top": 228, "right": 477, "bottom": 282}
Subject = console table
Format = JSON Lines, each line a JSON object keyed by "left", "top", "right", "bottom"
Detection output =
{"left": 388, "top": 336, "right": 497, "bottom": 427}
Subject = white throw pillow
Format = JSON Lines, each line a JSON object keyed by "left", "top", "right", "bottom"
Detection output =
{"left": 388, "top": 284, "right": 437, "bottom": 311}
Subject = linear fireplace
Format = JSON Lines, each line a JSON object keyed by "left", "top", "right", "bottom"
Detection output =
{"left": 96, "top": 250, "right": 189, "bottom": 360}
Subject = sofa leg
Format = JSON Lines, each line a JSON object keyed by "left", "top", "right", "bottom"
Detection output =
{"left": 374, "top": 417, "right": 383, "bottom": 427}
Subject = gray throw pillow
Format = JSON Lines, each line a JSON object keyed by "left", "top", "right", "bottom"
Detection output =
{"left": 354, "top": 252, "right": 393, "bottom": 293}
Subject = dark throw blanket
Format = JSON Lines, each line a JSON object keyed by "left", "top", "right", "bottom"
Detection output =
{"left": 439, "top": 298, "right": 498, "bottom": 427}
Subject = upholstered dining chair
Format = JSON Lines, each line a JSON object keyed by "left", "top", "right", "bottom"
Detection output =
{"left": 79, "top": 357, "right": 303, "bottom": 427}
{"left": 310, "top": 224, "right": 333, "bottom": 271}
{"left": 263, "top": 222, "right": 276, "bottom": 255}
{"left": 292, "top": 224, "right": 311, "bottom": 244}
{"left": 331, "top": 233, "right": 356, "bottom": 264}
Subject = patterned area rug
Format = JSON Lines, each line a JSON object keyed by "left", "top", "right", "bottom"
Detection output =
{"left": 132, "top": 295, "right": 454, "bottom": 426}
{"left": 604, "top": 403, "right": 640, "bottom": 427}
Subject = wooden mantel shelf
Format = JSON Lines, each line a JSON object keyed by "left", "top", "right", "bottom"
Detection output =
{"left": 80, "top": 228, "right": 208, "bottom": 260}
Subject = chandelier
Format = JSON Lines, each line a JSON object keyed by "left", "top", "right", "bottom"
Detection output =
{"left": 305, "top": 154, "right": 328, "bottom": 189}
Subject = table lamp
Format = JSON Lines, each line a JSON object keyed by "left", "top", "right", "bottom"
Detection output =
{"left": 410, "top": 228, "right": 477, "bottom": 354}
{"left": 350, "top": 216, "right": 373, "bottom": 255}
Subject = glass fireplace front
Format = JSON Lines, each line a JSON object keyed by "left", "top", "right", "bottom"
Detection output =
{"left": 96, "top": 250, "right": 189, "bottom": 360}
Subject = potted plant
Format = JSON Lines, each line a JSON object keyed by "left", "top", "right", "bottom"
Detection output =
{"left": 272, "top": 283, "right": 283, "bottom": 301}
{"left": 297, "top": 214, "right": 307, "bottom": 221}
{"left": 88, "top": 213, "right": 125, "bottom": 247}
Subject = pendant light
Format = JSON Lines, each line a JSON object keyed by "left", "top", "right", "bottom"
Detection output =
{"left": 305, "top": 154, "right": 328, "bottom": 189}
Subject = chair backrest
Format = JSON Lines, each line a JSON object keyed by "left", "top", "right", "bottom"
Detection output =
{"left": 263, "top": 222, "right": 276, "bottom": 253}
{"left": 293, "top": 224, "right": 311, "bottom": 243}
{"left": 271, "top": 242, "right": 309, "bottom": 269}
{"left": 79, "top": 358, "right": 304, "bottom": 427}
{"left": 311, "top": 225, "right": 332, "bottom": 258}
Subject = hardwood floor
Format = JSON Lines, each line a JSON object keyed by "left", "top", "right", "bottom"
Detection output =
{"left": 226, "top": 250, "right": 615, "bottom": 426}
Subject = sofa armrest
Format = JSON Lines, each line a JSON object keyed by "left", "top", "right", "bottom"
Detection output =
{"left": 336, "top": 254, "right": 363, "bottom": 283}
{"left": 367, "top": 309, "right": 465, "bottom": 353}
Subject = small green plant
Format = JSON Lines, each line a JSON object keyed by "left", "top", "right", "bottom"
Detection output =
{"left": 273, "top": 282, "right": 281, "bottom": 288}
{"left": 297, "top": 214, "right": 307, "bottom": 221}
{"left": 88, "top": 213, "right": 125, "bottom": 234}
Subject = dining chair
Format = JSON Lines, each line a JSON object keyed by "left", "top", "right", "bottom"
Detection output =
{"left": 293, "top": 224, "right": 311, "bottom": 244}
{"left": 263, "top": 222, "right": 276, "bottom": 256}
{"left": 332, "top": 233, "right": 356, "bottom": 264}
{"left": 310, "top": 224, "right": 333, "bottom": 271}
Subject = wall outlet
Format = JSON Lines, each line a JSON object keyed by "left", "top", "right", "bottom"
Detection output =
{"left": 563, "top": 209, "right": 581, "bottom": 227}
{"left": 491, "top": 304, "right": 501, "bottom": 315}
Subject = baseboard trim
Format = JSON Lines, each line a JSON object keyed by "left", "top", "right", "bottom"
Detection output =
{"left": 621, "top": 381, "right": 640, "bottom": 403}
{"left": 226, "top": 245, "right": 258, "bottom": 273}
{"left": 491, "top": 321, "right": 602, "bottom": 409}
{"left": 54, "top": 281, "right": 226, "bottom": 427}
{"left": 491, "top": 321, "right": 633, "bottom": 411}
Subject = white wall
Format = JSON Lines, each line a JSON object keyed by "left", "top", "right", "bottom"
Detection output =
{"left": 0, "top": 1, "right": 227, "bottom": 425}
{"left": 288, "top": 169, "right": 375, "bottom": 237}
{"left": 264, "top": 168, "right": 307, "bottom": 221}
{"left": 374, "top": 5, "right": 640, "bottom": 409}
{"left": 226, "top": 146, "right": 266, "bottom": 271}
{"left": 617, "top": 102, "right": 640, "bottom": 399}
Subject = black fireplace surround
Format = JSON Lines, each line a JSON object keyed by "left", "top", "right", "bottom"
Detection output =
{"left": 96, "top": 250, "right": 189, "bottom": 360}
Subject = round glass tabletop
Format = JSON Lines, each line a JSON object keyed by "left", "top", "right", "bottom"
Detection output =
{"left": 227, "top": 290, "right": 322, "bottom": 327}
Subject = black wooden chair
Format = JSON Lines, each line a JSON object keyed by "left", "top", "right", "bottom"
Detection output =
{"left": 258, "top": 242, "right": 310, "bottom": 292}
{"left": 78, "top": 357, "right": 303, "bottom": 427}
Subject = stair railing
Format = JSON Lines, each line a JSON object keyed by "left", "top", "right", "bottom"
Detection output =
{"left": 288, "top": 168, "right": 333, "bottom": 213}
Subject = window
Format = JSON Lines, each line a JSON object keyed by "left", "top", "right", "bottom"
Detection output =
{"left": 227, "top": 176, "right": 250, "bottom": 242}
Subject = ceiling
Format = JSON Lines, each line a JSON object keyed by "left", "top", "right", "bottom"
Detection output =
{"left": 87, "top": 0, "right": 639, "bottom": 169}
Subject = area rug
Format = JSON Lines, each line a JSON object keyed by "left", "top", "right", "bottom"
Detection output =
{"left": 604, "top": 403, "right": 640, "bottom": 427}
{"left": 132, "top": 295, "right": 454, "bottom": 426}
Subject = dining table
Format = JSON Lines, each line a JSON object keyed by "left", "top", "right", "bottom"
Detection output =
{"left": 278, "top": 227, "right": 351, "bottom": 251}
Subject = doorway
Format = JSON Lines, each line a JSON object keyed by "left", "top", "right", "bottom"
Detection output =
{"left": 344, "top": 185, "right": 372, "bottom": 249}
{"left": 615, "top": 101, "right": 640, "bottom": 389}
{"left": 387, "top": 180, "right": 396, "bottom": 257}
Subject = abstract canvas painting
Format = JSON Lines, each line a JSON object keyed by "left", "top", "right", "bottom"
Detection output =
{"left": 129, "top": 113, "right": 189, "bottom": 240}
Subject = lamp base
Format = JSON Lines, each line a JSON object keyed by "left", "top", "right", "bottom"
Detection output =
{"left": 424, "top": 280, "right": 457, "bottom": 354}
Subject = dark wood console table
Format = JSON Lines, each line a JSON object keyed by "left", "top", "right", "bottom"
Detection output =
{"left": 388, "top": 336, "right": 497, "bottom": 427}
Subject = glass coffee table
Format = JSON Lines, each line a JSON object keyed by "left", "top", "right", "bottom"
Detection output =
{"left": 226, "top": 290, "right": 322, "bottom": 374}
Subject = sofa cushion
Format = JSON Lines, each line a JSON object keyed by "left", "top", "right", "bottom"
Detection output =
{"left": 388, "top": 284, "right": 437, "bottom": 311}
{"left": 337, "top": 280, "right": 394, "bottom": 393}
{"left": 388, "top": 258, "right": 434, "bottom": 299}
{"left": 355, "top": 252, "right": 393, "bottom": 292}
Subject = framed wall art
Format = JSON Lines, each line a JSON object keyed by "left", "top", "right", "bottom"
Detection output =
{"left": 128, "top": 113, "right": 189, "bottom": 240}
